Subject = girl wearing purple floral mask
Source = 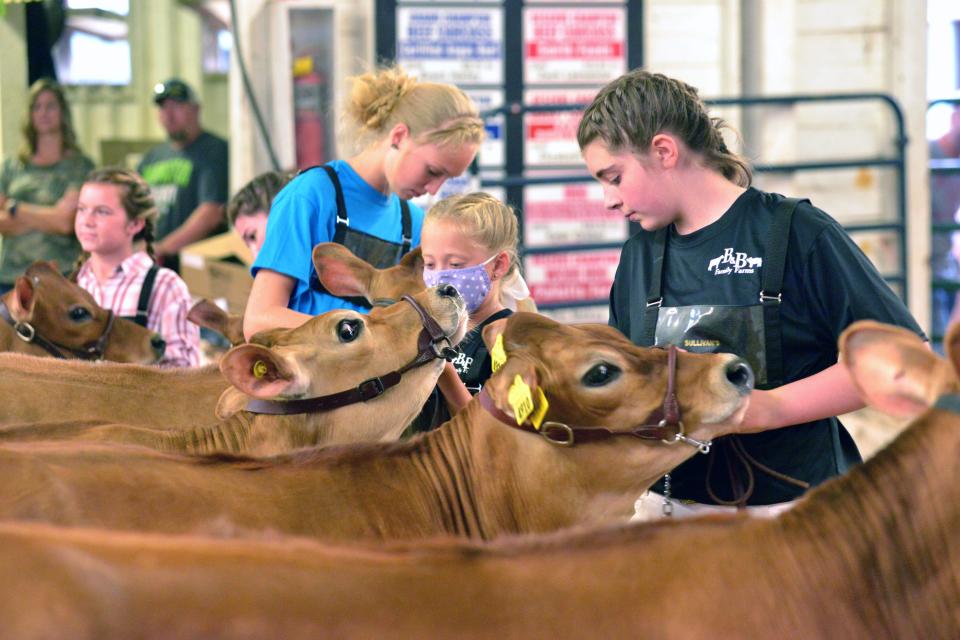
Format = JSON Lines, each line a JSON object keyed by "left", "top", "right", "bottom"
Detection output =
{"left": 406, "top": 192, "right": 534, "bottom": 435}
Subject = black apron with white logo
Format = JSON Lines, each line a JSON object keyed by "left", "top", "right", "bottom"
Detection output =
{"left": 307, "top": 164, "right": 412, "bottom": 308}
{"left": 644, "top": 198, "right": 804, "bottom": 505}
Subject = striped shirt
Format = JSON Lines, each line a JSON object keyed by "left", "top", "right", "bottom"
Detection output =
{"left": 76, "top": 251, "right": 200, "bottom": 367}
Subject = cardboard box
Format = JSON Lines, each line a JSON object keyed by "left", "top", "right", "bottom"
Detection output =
{"left": 179, "top": 232, "right": 254, "bottom": 315}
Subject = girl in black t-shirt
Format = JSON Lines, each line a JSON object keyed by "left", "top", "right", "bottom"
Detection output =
{"left": 408, "top": 192, "right": 533, "bottom": 433}
{"left": 577, "top": 69, "right": 924, "bottom": 515}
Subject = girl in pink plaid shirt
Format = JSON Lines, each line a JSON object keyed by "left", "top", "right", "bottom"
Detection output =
{"left": 73, "top": 168, "right": 200, "bottom": 367}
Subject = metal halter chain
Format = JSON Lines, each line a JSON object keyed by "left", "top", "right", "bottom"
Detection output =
{"left": 478, "top": 344, "right": 713, "bottom": 453}
{"left": 662, "top": 473, "right": 674, "bottom": 517}
{"left": 243, "top": 295, "right": 457, "bottom": 416}
{"left": 0, "top": 298, "right": 117, "bottom": 360}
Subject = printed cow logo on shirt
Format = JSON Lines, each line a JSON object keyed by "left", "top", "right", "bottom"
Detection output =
{"left": 450, "top": 351, "right": 474, "bottom": 375}
{"left": 707, "top": 248, "right": 762, "bottom": 276}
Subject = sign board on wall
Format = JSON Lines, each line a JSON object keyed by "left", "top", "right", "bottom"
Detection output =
{"left": 397, "top": 7, "right": 504, "bottom": 85}
{"left": 391, "top": 1, "right": 633, "bottom": 313}
{"left": 541, "top": 305, "right": 610, "bottom": 324}
{"left": 523, "top": 7, "right": 626, "bottom": 85}
{"left": 524, "top": 248, "right": 621, "bottom": 305}
{"left": 523, "top": 88, "right": 597, "bottom": 166}
{"left": 524, "top": 182, "right": 626, "bottom": 247}
{"left": 465, "top": 88, "right": 505, "bottom": 168}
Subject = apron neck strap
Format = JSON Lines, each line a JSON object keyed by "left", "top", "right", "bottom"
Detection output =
{"left": 641, "top": 227, "right": 668, "bottom": 347}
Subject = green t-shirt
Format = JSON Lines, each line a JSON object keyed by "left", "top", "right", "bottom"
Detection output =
{"left": 0, "top": 153, "right": 94, "bottom": 284}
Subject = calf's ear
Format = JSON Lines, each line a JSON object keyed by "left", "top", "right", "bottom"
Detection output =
{"left": 481, "top": 318, "right": 509, "bottom": 350}
{"left": 216, "top": 387, "right": 249, "bottom": 420}
{"left": 399, "top": 247, "right": 424, "bottom": 278}
{"left": 220, "top": 344, "right": 300, "bottom": 399}
{"left": 944, "top": 320, "right": 960, "bottom": 378}
{"left": 840, "top": 320, "right": 943, "bottom": 419}
{"left": 484, "top": 355, "right": 543, "bottom": 423}
{"left": 8, "top": 276, "right": 36, "bottom": 320}
{"left": 312, "top": 242, "right": 373, "bottom": 298}
{"left": 187, "top": 299, "right": 245, "bottom": 346}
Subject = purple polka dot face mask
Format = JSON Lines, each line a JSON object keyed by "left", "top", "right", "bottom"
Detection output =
{"left": 423, "top": 255, "right": 496, "bottom": 313}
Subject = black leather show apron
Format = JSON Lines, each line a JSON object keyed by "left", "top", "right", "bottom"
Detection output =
{"left": 307, "top": 164, "right": 412, "bottom": 308}
{"left": 643, "top": 198, "right": 805, "bottom": 506}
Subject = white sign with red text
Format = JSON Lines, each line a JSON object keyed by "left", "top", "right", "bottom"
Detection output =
{"left": 523, "top": 88, "right": 597, "bottom": 166}
{"left": 523, "top": 7, "right": 626, "bottom": 85}
{"left": 524, "top": 249, "right": 620, "bottom": 305}
{"left": 523, "top": 182, "right": 626, "bottom": 247}
{"left": 540, "top": 305, "right": 610, "bottom": 324}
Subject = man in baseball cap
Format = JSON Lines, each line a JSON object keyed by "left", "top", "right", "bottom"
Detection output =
{"left": 138, "top": 77, "right": 229, "bottom": 272}
{"left": 152, "top": 78, "right": 198, "bottom": 105}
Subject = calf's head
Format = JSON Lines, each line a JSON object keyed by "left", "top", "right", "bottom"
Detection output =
{"left": 216, "top": 285, "right": 467, "bottom": 420}
{"left": 481, "top": 313, "right": 754, "bottom": 444}
{"left": 1, "top": 262, "right": 164, "bottom": 363}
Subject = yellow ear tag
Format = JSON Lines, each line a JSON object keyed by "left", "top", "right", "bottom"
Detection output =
{"left": 252, "top": 360, "right": 269, "bottom": 379}
{"left": 507, "top": 374, "right": 534, "bottom": 425}
{"left": 529, "top": 388, "right": 549, "bottom": 430}
{"left": 491, "top": 334, "right": 507, "bottom": 372}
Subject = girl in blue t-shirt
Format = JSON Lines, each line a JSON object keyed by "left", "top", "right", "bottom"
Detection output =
{"left": 244, "top": 66, "right": 485, "bottom": 339}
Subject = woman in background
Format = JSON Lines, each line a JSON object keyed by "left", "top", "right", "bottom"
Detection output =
{"left": 0, "top": 78, "right": 94, "bottom": 294}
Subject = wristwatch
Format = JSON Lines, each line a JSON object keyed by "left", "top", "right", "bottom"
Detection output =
{"left": 6, "top": 199, "right": 17, "bottom": 217}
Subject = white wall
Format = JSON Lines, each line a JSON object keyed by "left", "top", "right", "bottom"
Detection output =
{"left": 229, "top": 0, "right": 375, "bottom": 192}
{"left": 62, "top": 1, "right": 222, "bottom": 166}
{"left": 0, "top": 4, "right": 27, "bottom": 159}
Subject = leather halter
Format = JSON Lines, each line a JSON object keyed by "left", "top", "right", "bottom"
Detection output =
{"left": 0, "top": 298, "right": 117, "bottom": 360}
{"left": 243, "top": 294, "right": 457, "bottom": 416}
{"left": 478, "top": 344, "right": 711, "bottom": 452}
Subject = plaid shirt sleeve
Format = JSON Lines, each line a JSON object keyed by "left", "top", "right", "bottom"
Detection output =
{"left": 149, "top": 269, "right": 201, "bottom": 367}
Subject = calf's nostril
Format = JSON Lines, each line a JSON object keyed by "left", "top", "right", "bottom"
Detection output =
{"left": 725, "top": 359, "right": 754, "bottom": 392}
{"left": 437, "top": 283, "right": 460, "bottom": 299}
{"left": 151, "top": 335, "right": 167, "bottom": 353}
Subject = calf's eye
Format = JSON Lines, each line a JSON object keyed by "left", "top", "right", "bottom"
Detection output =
{"left": 582, "top": 362, "right": 621, "bottom": 387}
{"left": 68, "top": 306, "right": 93, "bottom": 323}
{"left": 337, "top": 318, "right": 363, "bottom": 343}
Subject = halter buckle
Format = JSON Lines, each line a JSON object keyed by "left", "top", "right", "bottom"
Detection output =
{"left": 540, "top": 422, "right": 575, "bottom": 447}
{"left": 357, "top": 377, "right": 386, "bottom": 401}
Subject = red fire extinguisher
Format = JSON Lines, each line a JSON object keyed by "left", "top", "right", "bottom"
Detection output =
{"left": 293, "top": 61, "right": 327, "bottom": 169}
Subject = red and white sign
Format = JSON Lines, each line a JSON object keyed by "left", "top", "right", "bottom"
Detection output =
{"left": 524, "top": 249, "right": 620, "bottom": 305}
{"left": 541, "top": 305, "right": 609, "bottom": 324}
{"left": 523, "top": 88, "right": 597, "bottom": 166}
{"left": 523, "top": 7, "right": 627, "bottom": 85}
{"left": 524, "top": 182, "right": 626, "bottom": 247}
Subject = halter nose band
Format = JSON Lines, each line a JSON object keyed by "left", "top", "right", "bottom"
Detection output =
{"left": 244, "top": 291, "right": 462, "bottom": 416}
